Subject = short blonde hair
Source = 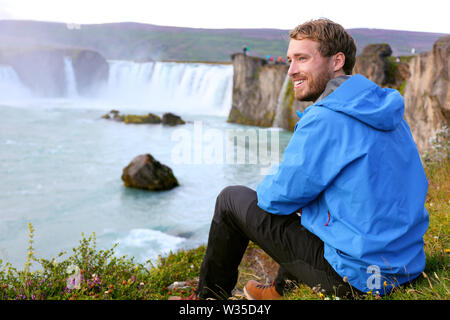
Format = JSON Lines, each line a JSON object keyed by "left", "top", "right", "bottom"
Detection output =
{"left": 290, "top": 19, "right": 356, "bottom": 75}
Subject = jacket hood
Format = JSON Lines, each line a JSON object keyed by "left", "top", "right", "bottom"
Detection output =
{"left": 313, "top": 74, "right": 405, "bottom": 131}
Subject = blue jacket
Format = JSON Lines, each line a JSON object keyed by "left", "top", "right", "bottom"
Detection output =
{"left": 256, "top": 74, "right": 429, "bottom": 294}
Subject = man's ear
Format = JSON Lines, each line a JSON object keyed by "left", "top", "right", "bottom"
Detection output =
{"left": 333, "top": 52, "right": 346, "bottom": 73}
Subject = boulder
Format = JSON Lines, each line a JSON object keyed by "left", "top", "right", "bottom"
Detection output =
{"left": 353, "top": 43, "right": 395, "bottom": 86}
{"left": 121, "top": 154, "right": 179, "bottom": 191}
{"left": 162, "top": 112, "right": 185, "bottom": 126}
{"left": 101, "top": 109, "right": 121, "bottom": 120}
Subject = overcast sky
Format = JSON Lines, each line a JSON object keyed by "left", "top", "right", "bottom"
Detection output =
{"left": 0, "top": 0, "right": 448, "bottom": 33}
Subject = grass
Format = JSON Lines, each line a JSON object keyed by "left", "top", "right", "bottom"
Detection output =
{"left": 0, "top": 154, "right": 448, "bottom": 300}
{"left": 0, "top": 227, "right": 205, "bottom": 300}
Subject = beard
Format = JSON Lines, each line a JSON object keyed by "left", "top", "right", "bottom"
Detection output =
{"left": 294, "top": 68, "right": 333, "bottom": 102}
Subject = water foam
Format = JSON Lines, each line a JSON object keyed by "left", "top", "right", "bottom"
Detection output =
{"left": 113, "top": 228, "right": 186, "bottom": 262}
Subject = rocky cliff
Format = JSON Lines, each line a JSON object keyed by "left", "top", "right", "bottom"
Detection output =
{"left": 403, "top": 35, "right": 450, "bottom": 153}
{"left": 227, "top": 53, "right": 289, "bottom": 127}
{"left": 0, "top": 47, "right": 109, "bottom": 97}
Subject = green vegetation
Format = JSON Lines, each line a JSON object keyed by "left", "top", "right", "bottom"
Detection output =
{"left": 0, "top": 227, "right": 205, "bottom": 300}
{"left": 121, "top": 113, "right": 161, "bottom": 124}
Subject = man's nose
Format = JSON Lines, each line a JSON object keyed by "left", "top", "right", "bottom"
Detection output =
{"left": 288, "top": 61, "right": 298, "bottom": 77}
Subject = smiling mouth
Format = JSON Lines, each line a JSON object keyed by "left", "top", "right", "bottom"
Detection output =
{"left": 293, "top": 79, "right": 305, "bottom": 88}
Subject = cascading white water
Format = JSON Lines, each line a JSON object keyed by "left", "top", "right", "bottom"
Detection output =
{"left": 0, "top": 65, "right": 33, "bottom": 100}
{"left": 100, "top": 60, "right": 233, "bottom": 116}
{"left": 63, "top": 57, "right": 78, "bottom": 97}
{"left": 0, "top": 59, "right": 234, "bottom": 116}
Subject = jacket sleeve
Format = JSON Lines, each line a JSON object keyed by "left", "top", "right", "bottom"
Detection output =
{"left": 256, "top": 108, "right": 352, "bottom": 215}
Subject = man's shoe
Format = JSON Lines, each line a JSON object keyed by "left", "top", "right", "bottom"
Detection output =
{"left": 243, "top": 280, "right": 282, "bottom": 300}
{"left": 168, "top": 292, "right": 199, "bottom": 300}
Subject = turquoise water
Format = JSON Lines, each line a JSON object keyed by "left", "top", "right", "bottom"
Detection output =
{"left": 0, "top": 100, "right": 292, "bottom": 268}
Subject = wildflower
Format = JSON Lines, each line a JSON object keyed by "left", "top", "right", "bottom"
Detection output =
{"left": 66, "top": 265, "right": 82, "bottom": 290}
{"left": 319, "top": 293, "right": 324, "bottom": 299}
{"left": 342, "top": 276, "right": 348, "bottom": 283}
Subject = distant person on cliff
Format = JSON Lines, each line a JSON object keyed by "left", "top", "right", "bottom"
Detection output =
{"left": 170, "top": 18, "right": 428, "bottom": 300}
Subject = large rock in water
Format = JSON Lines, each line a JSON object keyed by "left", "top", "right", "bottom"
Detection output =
{"left": 121, "top": 154, "right": 179, "bottom": 191}
{"left": 162, "top": 112, "right": 185, "bottom": 126}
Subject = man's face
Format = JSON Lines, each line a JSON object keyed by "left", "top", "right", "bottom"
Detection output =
{"left": 287, "top": 38, "right": 335, "bottom": 101}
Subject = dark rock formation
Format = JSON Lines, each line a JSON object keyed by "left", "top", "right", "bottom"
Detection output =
{"left": 2, "top": 48, "right": 66, "bottom": 97}
{"left": 227, "top": 53, "right": 288, "bottom": 127}
{"left": 162, "top": 112, "right": 185, "bottom": 126}
{"left": 353, "top": 43, "right": 395, "bottom": 86}
{"left": 101, "top": 109, "right": 122, "bottom": 120}
{"left": 121, "top": 154, "right": 179, "bottom": 191}
{"left": 403, "top": 35, "right": 450, "bottom": 153}
{"left": 70, "top": 49, "right": 109, "bottom": 96}
{"left": 0, "top": 46, "right": 109, "bottom": 97}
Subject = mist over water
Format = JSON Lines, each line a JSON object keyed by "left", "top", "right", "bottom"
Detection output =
{"left": 0, "top": 60, "right": 291, "bottom": 268}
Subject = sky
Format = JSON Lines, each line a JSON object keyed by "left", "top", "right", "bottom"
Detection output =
{"left": 0, "top": 0, "right": 449, "bottom": 34}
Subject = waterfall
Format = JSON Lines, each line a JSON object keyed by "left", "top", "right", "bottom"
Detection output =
{"left": 0, "top": 60, "right": 233, "bottom": 116}
{"left": 100, "top": 60, "right": 233, "bottom": 116}
{"left": 273, "top": 75, "right": 291, "bottom": 129}
{"left": 272, "top": 74, "right": 312, "bottom": 131}
{"left": 0, "top": 65, "right": 33, "bottom": 100}
{"left": 63, "top": 57, "right": 78, "bottom": 97}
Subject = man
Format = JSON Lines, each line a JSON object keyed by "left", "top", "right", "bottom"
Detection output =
{"left": 170, "top": 18, "right": 429, "bottom": 300}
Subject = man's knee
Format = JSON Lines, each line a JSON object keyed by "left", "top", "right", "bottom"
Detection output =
{"left": 214, "top": 185, "right": 257, "bottom": 223}
{"left": 216, "top": 185, "right": 254, "bottom": 203}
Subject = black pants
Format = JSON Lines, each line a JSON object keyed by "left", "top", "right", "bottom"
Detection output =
{"left": 196, "top": 185, "right": 360, "bottom": 299}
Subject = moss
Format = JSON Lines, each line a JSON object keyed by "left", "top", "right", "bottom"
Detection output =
{"left": 386, "top": 56, "right": 399, "bottom": 85}
{"left": 227, "top": 107, "right": 273, "bottom": 127}
{"left": 398, "top": 55, "right": 416, "bottom": 63}
{"left": 398, "top": 80, "right": 407, "bottom": 96}
{"left": 121, "top": 113, "right": 161, "bottom": 124}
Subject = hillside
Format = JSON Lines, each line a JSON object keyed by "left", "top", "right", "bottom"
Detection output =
{"left": 0, "top": 20, "right": 447, "bottom": 62}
